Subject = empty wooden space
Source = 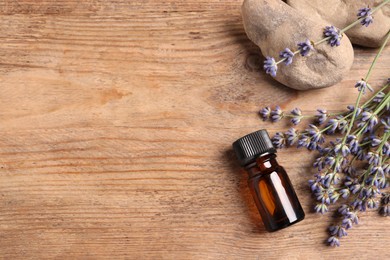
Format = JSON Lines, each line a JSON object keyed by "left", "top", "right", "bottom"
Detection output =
{"left": 0, "top": 1, "right": 389, "bottom": 259}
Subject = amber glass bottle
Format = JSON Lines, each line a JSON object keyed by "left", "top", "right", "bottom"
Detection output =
{"left": 233, "top": 129, "right": 305, "bottom": 232}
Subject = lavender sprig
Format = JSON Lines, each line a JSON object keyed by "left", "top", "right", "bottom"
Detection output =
{"left": 263, "top": 0, "right": 390, "bottom": 77}
{"left": 259, "top": 31, "right": 390, "bottom": 247}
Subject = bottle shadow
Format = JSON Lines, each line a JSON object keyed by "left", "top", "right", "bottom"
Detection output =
{"left": 224, "top": 148, "right": 266, "bottom": 234}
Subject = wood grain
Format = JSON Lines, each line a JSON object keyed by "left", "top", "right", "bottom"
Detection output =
{"left": 0, "top": 0, "right": 389, "bottom": 259}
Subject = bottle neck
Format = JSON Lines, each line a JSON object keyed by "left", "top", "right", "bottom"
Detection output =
{"left": 245, "top": 153, "right": 278, "bottom": 177}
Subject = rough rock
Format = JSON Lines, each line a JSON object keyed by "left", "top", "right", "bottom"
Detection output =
{"left": 286, "top": 0, "right": 390, "bottom": 48}
{"left": 242, "top": 0, "right": 354, "bottom": 90}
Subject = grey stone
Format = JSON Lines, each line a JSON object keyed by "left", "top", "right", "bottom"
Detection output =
{"left": 286, "top": 0, "right": 390, "bottom": 48}
{"left": 242, "top": 0, "right": 354, "bottom": 90}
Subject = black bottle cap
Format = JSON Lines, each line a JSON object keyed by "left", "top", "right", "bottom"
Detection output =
{"left": 232, "top": 129, "right": 277, "bottom": 166}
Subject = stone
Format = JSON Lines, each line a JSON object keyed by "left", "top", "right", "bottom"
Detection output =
{"left": 286, "top": 0, "right": 390, "bottom": 48}
{"left": 242, "top": 0, "right": 354, "bottom": 90}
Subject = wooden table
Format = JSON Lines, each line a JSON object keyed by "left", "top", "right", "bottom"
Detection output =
{"left": 1, "top": 1, "right": 389, "bottom": 259}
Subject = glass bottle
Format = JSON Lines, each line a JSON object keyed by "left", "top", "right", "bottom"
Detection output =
{"left": 233, "top": 129, "right": 305, "bottom": 232}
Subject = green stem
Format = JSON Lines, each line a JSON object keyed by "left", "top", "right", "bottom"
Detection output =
{"left": 342, "top": 92, "right": 363, "bottom": 143}
{"left": 365, "top": 30, "right": 390, "bottom": 82}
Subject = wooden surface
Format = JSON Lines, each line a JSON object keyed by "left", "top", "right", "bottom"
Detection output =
{"left": 0, "top": 1, "right": 389, "bottom": 259}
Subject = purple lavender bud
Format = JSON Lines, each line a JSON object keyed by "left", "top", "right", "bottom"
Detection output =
{"left": 325, "top": 119, "right": 338, "bottom": 134}
{"left": 338, "top": 118, "right": 348, "bottom": 133}
{"left": 323, "top": 25, "right": 342, "bottom": 47}
{"left": 263, "top": 57, "right": 277, "bottom": 77}
{"left": 314, "top": 203, "right": 328, "bottom": 214}
{"left": 373, "top": 91, "right": 385, "bottom": 103}
{"left": 327, "top": 236, "right": 340, "bottom": 247}
{"left": 341, "top": 218, "right": 353, "bottom": 229}
{"left": 334, "top": 143, "right": 350, "bottom": 157}
{"left": 347, "top": 211, "right": 359, "bottom": 224}
{"left": 357, "top": 7, "right": 372, "bottom": 17}
{"left": 285, "top": 128, "right": 299, "bottom": 146}
{"left": 322, "top": 175, "right": 333, "bottom": 188}
{"left": 315, "top": 188, "right": 331, "bottom": 204}
{"left": 309, "top": 177, "right": 322, "bottom": 192}
{"left": 259, "top": 107, "right": 271, "bottom": 121}
{"left": 291, "top": 108, "right": 301, "bottom": 116}
{"left": 347, "top": 105, "right": 362, "bottom": 116}
{"left": 357, "top": 7, "right": 373, "bottom": 27}
{"left": 370, "top": 136, "right": 381, "bottom": 147}
{"left": 272, "top": 132, "right": 286, "bottom": 149}
{"left": 368, "top": 115, "right": 379, "bottom": 131}
{"left": 313, "top": 157, "right": 325, "bottom": 171}
{"left": 361, "top": 16, "right": 374, "bottom": 27}
{"left": 279, "top": 48, "right": 294, "bottom": 65}
{"left": 324, "top": 156, "right": 335, "bottom": 167}
{"left": 340, "top": 188, "right": 350, "bottom": 199}
{"left": 371, "top": 166, "right": 384, "bottom": 176}
{"left": 381, "top": 117, "right": 390, "bottom": 133}
{"left": 351, "top": 183, "right": 361, "bottom": 194}
{"left": 355, "top": 80, "right": 373, "bottom": 94}
{"left": 270, "top": 106, "right": 283, "bottom": 122}
{"left": 366, "top": 152, "right": 380, "bottom": 166}
{"left": 330, "top": 192, "right": 340, "bottom": 203}
{"left": 297, "top": 135, "right": 310, "bottom": 149}
{"left": 338, "top": 204, "right": 350, "bottom": 215}
{"left": 290, "top": 108, "right": 302, "bottom": 125}
{"left": 361, "top": 111, "right": 372, "bottom": 122}
{"left": 297, "top": 39, "right": 314, "bottom": 56}
{"left": 346, "top": 135, "right": 359, "bottom": 154}
{"left": 329, "top": 225, "right": 347, "bottom": 238}
{"left": 367, "top": 198, "right": 379, "bottom": 209}
{"left": 315, "top": 109, "right": 328, "bottom": 125}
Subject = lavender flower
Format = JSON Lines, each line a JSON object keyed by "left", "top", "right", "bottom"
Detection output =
{"left": 347, "top": 135, "right": 359, "bottom": 154}
{"left": 340, "top": 188, "right": 350, "bottom": 199}
{"left": 357, "top": 7, "right": 373, "bottom": 27}
{"left": 347, "top": 105, "right": 362, "bottom": 116}
{"left": 316, "top": 109, "right": 328, "bottom": 125}
{"left": 263, "top": 57, "right": 277, "bottom": 77}
{"left": 370, "top": 136, "right": 381, "bottom": 147}
{"left": 327, "top": 236, "right": 340, "bottom": 247}
{"left": 272, "top": 132, "right": 286, "bottom": 149}
{"left": 325, "top": 119, "right": 339, "bottom": 134}
{"left": 338, "top": 205, "right": 350, "bottom": 216}
{"left": 290, "top": 108, "right": 303, "bottom": 125}
{"left": 314, "top": 203, "right": 328, "bottom": 214}
{"left": 366, "top": 152, "right": 380, "bottom": 166}
{"left": 279, "top": 48, "right": 294, "bottom": 65}
{"left": 373, "top": 91, "right": 385, "bottom": 103}
{"left": 285, "top": 128, "right": 299, "bottom": 146}
{"left": 334, "top": 143, "right": 350, "bottom": 157}
{"left": 381, "top": 117, "right": 390, "bottom": 133}
{"left": 297, "top": 39, "right": 314, "bottom": 56}
{"left": 259, "top": 107, "right": 271, "bottom": 121}
{"left": 355, "top": 80, "right": 373, "bottom": 94}
{"left": 309, "top": 175, "right": 322, "bottom": 192}
{"left": 324, "top": 26, "right": 342, "bottom": 47}
{"left": 329, "top": 225, "right": 347, "bottom": 238}
{"left": 270, "top": 106, "right": 283, "bottom": 122}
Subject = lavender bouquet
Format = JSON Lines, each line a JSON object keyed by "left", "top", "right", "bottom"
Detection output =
{"left": 260, "top": 1, "right": 390, "bottom": 247}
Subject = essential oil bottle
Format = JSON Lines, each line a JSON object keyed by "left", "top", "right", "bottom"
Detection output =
{"left": 233, "top": 129, "right": 305, "bottom": 232}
